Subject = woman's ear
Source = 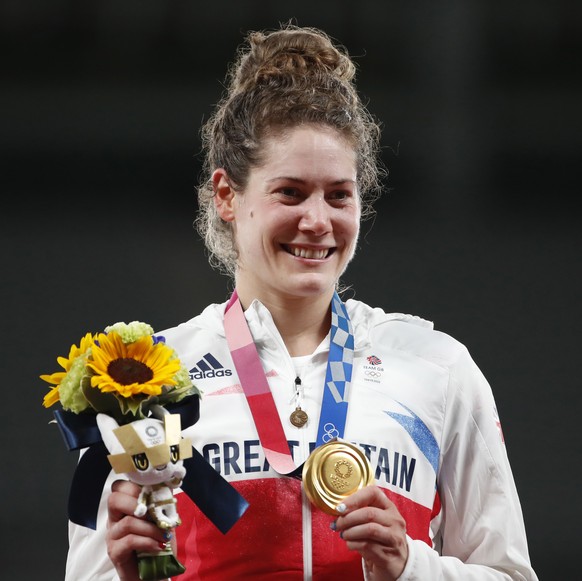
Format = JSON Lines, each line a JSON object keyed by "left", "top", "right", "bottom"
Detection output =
{"left": 212, "top": 168, "right": 236, "bottom": 222}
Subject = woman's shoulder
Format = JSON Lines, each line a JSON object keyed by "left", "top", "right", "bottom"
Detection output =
{"left": 158, "top": 301, "right": 228, "bottom": 345}
{"left": 346, "top": 298, "right": 469, "bottom": 364}
{"left": 346, "top": 297, "right": 434, "bottom": 329}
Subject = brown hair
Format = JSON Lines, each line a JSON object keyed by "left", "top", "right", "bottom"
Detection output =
{"left": 195, "top": 23, "right": 384, "bottom": 277}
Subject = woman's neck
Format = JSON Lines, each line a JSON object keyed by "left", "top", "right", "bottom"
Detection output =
{"left": 235, "top": 285, "right": 334, "bottom": 357}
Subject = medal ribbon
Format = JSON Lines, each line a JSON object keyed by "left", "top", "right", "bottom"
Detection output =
{"left": 223, "top": 290, "right": 354, "bottom": 475}
{"left": 316, "top": 293, "right": 354, "bottom": 446}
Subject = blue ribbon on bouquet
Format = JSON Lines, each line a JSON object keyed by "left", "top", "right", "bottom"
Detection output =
{"left": 53, "top": 394, "right": 249, "bottom": 534}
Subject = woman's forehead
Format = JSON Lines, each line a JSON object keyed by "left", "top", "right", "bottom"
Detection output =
{"left": 262, "top": 123, "right": 355, "bottom": 149}
{"left": 259, "top": 126, "right": 357, "bottom": 170}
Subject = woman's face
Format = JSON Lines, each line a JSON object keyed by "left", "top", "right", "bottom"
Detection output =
{"left": 214, "top": 124, "right": 361, "bottom": 302}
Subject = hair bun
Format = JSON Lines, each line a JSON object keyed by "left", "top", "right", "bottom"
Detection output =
{"left": 231, "top": 25, "right": 356, "bottom": 93}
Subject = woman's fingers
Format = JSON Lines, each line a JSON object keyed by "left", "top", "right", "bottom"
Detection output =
{"left": 105, "top": 480, "right": 173, "bottom": 580}
{"left": 337, "top": 484, "right": 393, "bottom": 512}
{"left": 107, "top": 480, "right": 164, "bottom": 542}
{"left": 107, "top": 480, "right": 141, "bottom": 525}
{"left": 332, "top": 485, "right": 408, "bottom": 581}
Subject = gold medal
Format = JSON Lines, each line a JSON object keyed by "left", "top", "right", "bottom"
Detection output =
{"left": 290, "top": 407, "right": 308, "bottom": 427}
{"left": 302, "top": 438, "right": 373, "bottom": 515}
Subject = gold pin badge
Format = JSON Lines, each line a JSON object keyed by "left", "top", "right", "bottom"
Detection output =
{"left": 302, "top": 438, "right": 374, "bottom": 515}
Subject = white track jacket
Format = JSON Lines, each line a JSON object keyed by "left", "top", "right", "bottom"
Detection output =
{"left": 66, "top": 298, "right": 538, "bottom": 580}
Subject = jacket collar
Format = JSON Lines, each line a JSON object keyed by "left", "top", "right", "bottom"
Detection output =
{"left": 197, "top": 296, "right": 433, "bottom": 354}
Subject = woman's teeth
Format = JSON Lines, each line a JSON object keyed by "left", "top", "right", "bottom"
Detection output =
{"left": 289, "top": 246, "right": 328, "bottom": 259}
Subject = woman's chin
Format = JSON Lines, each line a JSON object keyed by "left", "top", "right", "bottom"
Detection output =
{"left": 278, "top": 274, "right": 337, "bottom": 298}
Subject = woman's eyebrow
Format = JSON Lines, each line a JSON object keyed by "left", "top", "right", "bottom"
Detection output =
{"left": 266, "top": 176, "right": 356, "bottom": 186}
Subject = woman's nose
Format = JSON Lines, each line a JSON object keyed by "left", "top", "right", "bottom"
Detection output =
{"left": 298, "top": 196, "right": 331, "bottom": 234}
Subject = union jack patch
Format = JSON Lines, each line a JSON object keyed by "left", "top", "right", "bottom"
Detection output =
{"left": 367, "top": 355, "right": 382, "bottom": 366}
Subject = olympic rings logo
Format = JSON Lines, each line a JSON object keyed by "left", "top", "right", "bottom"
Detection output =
{"left": 322, "top": 422, "right": 339, "bottom": 442}
{"left": 365, "top": 370, "right": 381, "bottom": 378}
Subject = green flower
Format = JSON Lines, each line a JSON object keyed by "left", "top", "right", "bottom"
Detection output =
{"left": 104, "top": 321, "right": 155, "bottom": 344}
{"left": 58, "top": 352, "right": 93, "bottom": 413}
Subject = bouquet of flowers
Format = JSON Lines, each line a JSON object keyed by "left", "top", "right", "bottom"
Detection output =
{"left": 41, "top": 320, "right": 199, "bottom": 423}
{"left": 42, "top": 320, "right": 248, "bottom": 578}
{"left": 42, "top": 321, "right": 202, "bottom": 580}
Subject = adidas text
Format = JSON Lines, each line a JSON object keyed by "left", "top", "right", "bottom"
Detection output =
{"left": 192, "top": 369, "right": 233, "bottom": 380}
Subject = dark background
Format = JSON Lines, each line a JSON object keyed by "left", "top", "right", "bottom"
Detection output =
{"left": 2, "top": 1, "right": 580, "bottom": 579}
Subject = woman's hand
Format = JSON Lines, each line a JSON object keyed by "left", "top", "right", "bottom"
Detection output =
{"left": 106, "top": 479, "right": 174, "bottom": 581}
{"left": 332, "top": 485, "right": 408, "bottom": 581}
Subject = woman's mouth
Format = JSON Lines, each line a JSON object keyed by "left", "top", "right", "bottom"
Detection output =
{"left": 284, "top": 245, "right": 333, "bottom": 259}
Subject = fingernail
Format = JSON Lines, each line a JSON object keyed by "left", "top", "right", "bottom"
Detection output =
{"left": 329, "top": 520, "right": 337, "bottom": 531}
{"left": 339, "top": 531, "right": 344, "bottom": 539}
{"left": 336, "top": 503, "right": 347, "bottom": 513}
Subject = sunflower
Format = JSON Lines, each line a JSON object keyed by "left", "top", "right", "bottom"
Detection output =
{"left": 41, "top": 332, "right": 95, "bottom": 410}
{"left": 87, "top": 331, "right": 181, "bottom": 399}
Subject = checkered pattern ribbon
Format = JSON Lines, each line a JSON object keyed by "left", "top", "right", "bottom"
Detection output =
{"left": 224, "top": 290, "right": 354, "bottom": 475}
{"left": 316, "top": 293, "right": 354, "bottom": 446}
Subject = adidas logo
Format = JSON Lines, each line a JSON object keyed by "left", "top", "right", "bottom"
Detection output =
{"left": 190, "top": 353, "right": 233, "bottom": 380}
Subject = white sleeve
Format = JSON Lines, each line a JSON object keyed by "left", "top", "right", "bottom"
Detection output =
{"left": 395, "top": 348, "right": 538, "bottom": 581}
{"left": 65, "top": 462, "right": 121, "bottom": 581}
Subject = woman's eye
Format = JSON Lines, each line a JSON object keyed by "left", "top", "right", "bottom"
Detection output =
{"left": 328, "top": 190, "right": 349, "bottom": 201}
{"left": 279, "top": 187, "right": 299, "bottom": 197}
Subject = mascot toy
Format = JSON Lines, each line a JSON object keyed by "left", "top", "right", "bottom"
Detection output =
{"left": 97, "top": 405, "right": 192, "bottom": 581}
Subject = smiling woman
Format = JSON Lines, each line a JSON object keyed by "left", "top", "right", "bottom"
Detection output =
{"left": 212, "top": 125, "right": 361, "bottom": 324}
{"left": 63, "top": 23, "right": 539, "bottom": 581}
{"left": 195, "top": 26, "right": 383, "bottom": 282}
